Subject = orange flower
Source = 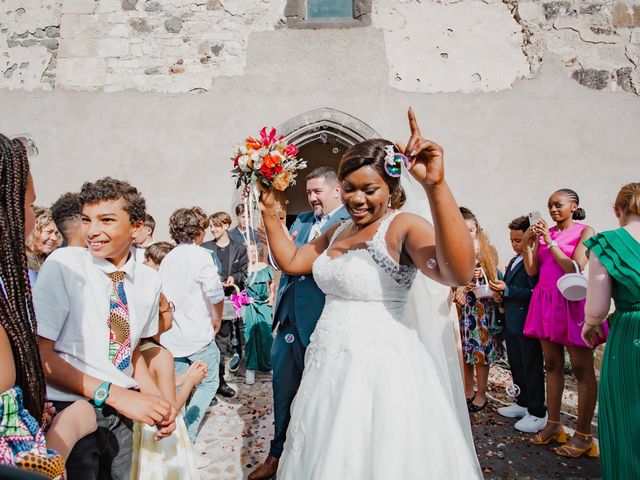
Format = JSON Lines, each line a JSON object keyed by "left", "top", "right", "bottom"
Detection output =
{"left": 262, "top": 154, "right": 279, "bottom": 169}
{"left": 245, "top": 137, "right": 261, "bottom": 151}
{"left": 272, "top": 170, "right": 292, "bottom": 191}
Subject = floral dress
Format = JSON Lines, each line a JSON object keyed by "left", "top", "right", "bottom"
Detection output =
{"left": 458, "top": 273, "right": 504, "bottom": 365}
{"left": 0, "top": 386, "right": 65, "bottom": 479}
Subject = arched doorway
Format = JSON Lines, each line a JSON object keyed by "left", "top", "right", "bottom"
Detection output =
{"left": 276, "top": 108, "right": 380, "bottom": 225}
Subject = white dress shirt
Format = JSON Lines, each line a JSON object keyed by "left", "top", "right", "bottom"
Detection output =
{"left": 308, "top": 205, "right": 343, "bottom": 242}
{"left": 34, "top": 247, "right": 161, "bottom": 401}
{"left": 509, "top": 254, "right": 524, "bottom": 272}
{"left": 159, "top": 243, "right": 225, "bottom": 358}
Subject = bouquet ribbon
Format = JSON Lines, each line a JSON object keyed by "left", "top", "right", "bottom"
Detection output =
{"left": 230, "top": 290, "right": 253, "bottom": 318}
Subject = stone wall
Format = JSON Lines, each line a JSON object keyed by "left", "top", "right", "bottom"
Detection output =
{"left": 2, "top": 0, "right": 287, "bottom": 92}
{"left": 2, "top": 0, "right": 639, "bottom": 94}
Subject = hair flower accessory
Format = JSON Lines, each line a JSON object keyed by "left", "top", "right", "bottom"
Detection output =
{"left": 383, "top": 145, "right": 409, "bottom": 178}
{"left": 231, "top": 127, "right": 307, "bottom": 191}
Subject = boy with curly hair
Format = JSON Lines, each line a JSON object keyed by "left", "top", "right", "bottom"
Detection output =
{"left": 34, "top": 177, "right": 175, "bottom": 479}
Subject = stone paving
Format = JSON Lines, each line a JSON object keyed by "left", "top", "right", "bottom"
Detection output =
{"left": 197, "top": 368, "right": 274, "bottom": 480}
{"left": 195, "top": 364, "right": 601, "bottom": 480}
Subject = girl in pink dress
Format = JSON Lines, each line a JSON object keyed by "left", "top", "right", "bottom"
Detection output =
{"left": 523, "top": 188, "right": 604, "bottom": 459}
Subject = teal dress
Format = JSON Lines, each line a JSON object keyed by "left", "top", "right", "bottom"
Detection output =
{"left": 243, "top": 267, "right": 274, "bottom": 371}
{"left": 584, "top": 228, "right": 640, "bottom": 480}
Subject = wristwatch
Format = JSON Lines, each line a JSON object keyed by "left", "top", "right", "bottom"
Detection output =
{"left": 91, "top": 381, "right": 112, "bottom": 409}
{"left": 548, "top": 240, "right": 558, "bottom": 249}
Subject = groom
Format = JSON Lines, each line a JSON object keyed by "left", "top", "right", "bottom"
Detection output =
{"left": 249, "top": 166, "right": 349, "bottom": 480}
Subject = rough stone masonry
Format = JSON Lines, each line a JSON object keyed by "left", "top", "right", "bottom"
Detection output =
{"left": 1, "top": 0, "right": 639, "bottom": 94}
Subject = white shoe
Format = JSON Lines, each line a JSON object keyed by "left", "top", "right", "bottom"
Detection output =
{"left": 245, "top": 369, "right": 256, "bottom": 385}
{"left": 515, "top": 412, "right": 548, "bottom": 433}
{"left": 497, "top": 403, "right": 528, "bottom": 418}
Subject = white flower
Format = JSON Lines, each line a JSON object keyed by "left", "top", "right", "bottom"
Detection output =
{"left": 237, "top": 155, "right": 251, "bottom": 172}
{"left": 276, "top": 139, "right": 287, "bottom": 150}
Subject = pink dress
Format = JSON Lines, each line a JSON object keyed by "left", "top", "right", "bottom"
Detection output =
{"left": 523, "top": 222, "right": 602, "bottom": 347}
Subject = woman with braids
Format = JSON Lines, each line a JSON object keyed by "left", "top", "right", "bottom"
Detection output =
{"left": 522, "top": 188, "right": 603, "bottom": 458}
{"left": 0, "top": 133, "right": 96, "bottom": 479}
{"left": 25, "top": 205, "right": 61, "bottom": 284}
{"left": 452, "top": 207, "right": 503, "bottom": 412}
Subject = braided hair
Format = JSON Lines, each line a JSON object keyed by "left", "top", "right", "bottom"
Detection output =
{"left": 0, "top": 133, "right": 46, "bottom": 422}
{"left": 555, "top": 188, "right": 586, "bottom": 220}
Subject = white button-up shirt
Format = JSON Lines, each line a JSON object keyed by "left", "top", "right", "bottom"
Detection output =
{"left": 308, "top": 205, "right": 343, "bottom": 242}
{"left": 159, "top": 243, "right": 225, "bottom": 358}
{"left": 34, "top": 247, "right": 161, "bottom": 401}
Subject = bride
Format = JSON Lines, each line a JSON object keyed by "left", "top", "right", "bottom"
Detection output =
{"left": 258, "top": 109, "right": 483, "bottom": 479}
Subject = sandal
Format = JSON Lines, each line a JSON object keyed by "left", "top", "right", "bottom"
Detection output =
{"left": 532, "top": 420, "right": 567, "bottom": 445}
{"left": 468, "top": 399, "right": 488, "bottom": 412}
{"left": 554, "top": 432, "right": 599, "bottom": 458}
{"left": 465, "top": 394, "right": 476, "bottom": 406}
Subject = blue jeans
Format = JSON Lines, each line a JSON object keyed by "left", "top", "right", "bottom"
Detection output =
{"left": 174, "top": 340, "right": 220, "bottom": 443}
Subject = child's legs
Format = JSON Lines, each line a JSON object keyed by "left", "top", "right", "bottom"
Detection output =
{"left": 182, "top": 341, "right": 220, "bottom": 443}
{"left": 521, "top": 335, "right": 546, "bottom": 418}
{"left": 567, "top": 345, "right": 597, "bottom": 434}
{"left": 52, "top": 401, "right": 133, "bottom": 480}
{"left": 505, "top": 330, "right": 528, "bottom": 407}
{"left": 463, "top": 363, "right": 475, "bottom": 398}
{"left": 475, "top": 363, "right": 490, "bottom": 402}
{"left": 46, "top": 400, "right": 97, "bottom": 460}
{"left": 541, "top": 340, "right": 565, "bottom": 422}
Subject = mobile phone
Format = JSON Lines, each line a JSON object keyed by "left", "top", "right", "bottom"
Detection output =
{"left": 528, "top": 210, "right": 542, "bottom": 226}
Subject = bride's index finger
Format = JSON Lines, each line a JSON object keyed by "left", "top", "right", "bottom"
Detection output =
{"left": 408, "top": 107, "right": 422, "bottom": 137}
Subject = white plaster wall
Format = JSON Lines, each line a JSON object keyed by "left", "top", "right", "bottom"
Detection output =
{"left": 0, "top": 57, "right": 637, "bottom": 263}
{"left": 373, "top": 0, "right": 531, "bottom": 93}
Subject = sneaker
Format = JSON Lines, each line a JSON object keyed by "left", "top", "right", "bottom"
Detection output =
{"left": 229, "top": 353, "right": 241, "bottom": 372}
{"left": 515, "top": 412, "right": 548, "bottom": 433}
{"left": 246, "top": 369, "right": 256, "bottom": 385}
{"left": 497, "top": 403, "right": 528, "bottom": 418}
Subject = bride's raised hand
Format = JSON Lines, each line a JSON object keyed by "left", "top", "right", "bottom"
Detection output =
{"left": 395, "top": 107, "right": 444, "bottom": 188}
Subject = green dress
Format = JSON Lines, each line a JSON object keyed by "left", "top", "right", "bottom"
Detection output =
{"left": 243, "top": 266, "right": 274, "bottom": 371}
{"left": 584, "top": 228, "right": 640, "bottom": 480}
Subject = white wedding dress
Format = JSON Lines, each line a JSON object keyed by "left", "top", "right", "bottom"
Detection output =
{"left": 277, "top": 211, "right": 482, "bottom": 480}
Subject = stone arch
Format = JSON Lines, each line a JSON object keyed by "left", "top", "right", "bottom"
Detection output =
{"left": 276, "top": 108, "right": 380, "bottom": 221}
{"left": 277, "top": 107, "right": 379, "bottom": 148}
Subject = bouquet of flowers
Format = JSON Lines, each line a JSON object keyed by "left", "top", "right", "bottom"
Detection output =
{"left": 231, "top": 127, "right": 306, "bottom": 191}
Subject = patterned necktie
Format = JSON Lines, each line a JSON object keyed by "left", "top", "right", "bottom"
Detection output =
{"left": 107, "top": 271, "right": 131, "bottom": 371}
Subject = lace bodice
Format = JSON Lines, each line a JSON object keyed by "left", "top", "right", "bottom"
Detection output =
{"left": 312, "top": 211, "right": 417, "bottom": 303}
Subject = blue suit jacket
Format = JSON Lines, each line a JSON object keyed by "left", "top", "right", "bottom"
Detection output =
{"left": 273, "top": 206, "right": 350, "bottom": 347}
{"left": 502, "top": 256, "right": 538, "bottom": 334}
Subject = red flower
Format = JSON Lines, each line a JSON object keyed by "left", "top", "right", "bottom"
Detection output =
{"left": 259, "top": 127, "right": 277, "bottom": 146}
{"left": 260, "top": 163, "right": 275, "bottom": 179}
{"left": 284, "top": 144, "right": 298, "bottom": 157}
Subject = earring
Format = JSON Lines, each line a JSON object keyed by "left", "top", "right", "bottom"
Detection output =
{"left": 387, "top": 197, "right": 392, "bottom": 208}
